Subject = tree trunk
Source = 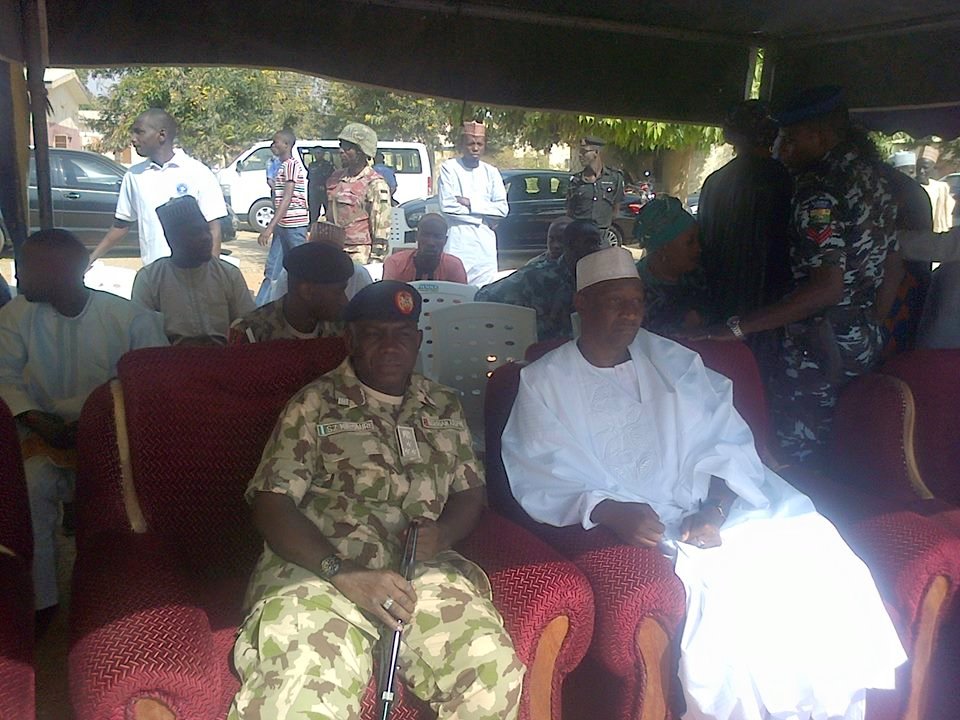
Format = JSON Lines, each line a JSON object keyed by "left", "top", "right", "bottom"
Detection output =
{"left": 660, "top": 147, "right": 694, "bottom": 201}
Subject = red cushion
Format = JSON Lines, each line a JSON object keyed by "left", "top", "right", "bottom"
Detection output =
{"left": 881, "top": 350, "right": 960, "bottom": 504}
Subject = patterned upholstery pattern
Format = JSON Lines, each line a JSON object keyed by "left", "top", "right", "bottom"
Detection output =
{"left": 492, "top": 339, "right": 960, "bottom": 720}
{"left": 880, "top": 349, "right": 960, "bottom": 504}
{"left": 71, "top": 337, "right": 592, "bottom": 720}
{"left": 0, "top": 399, "right": 35, "bottom": 720}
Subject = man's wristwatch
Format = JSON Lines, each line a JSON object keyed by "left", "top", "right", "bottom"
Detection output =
{"left": 726, "top": 315, "right": 745, "bottom": 339}
{"left": 318, "top": 553, "right": 343, "bottom": 580}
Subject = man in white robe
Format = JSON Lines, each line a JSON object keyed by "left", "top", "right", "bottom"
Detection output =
{"left": 437, "top": 121, "right": 508, "bottom": 286}
{"left": 0, "top": 230, "right": 167, "bottom": 620}
{"left": 501, "top": 247, "right": 906, "bottom": 720}
{"left": 131, "top": 195, "right": 255, "bottom": 345}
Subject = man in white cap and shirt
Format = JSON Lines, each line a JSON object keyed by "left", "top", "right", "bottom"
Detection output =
{"left": 437, "top": 121, "right": 508, "bottom": 286}
{"left": 502, "top": 246, "right": 906, "bottom": 720}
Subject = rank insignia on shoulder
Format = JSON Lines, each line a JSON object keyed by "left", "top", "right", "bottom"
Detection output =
{"left": 317, "top": 421, "right": 374, "bottom": 436}
{"left": 807, "top": 226, "right": 833, "bottom": 246}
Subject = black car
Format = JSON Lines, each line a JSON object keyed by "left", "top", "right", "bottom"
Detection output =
{"left": 400, "top": 169, "right": 643, "bottom": 267}
{"left": 24, "top": 148, "right": 236, "bottom": 256}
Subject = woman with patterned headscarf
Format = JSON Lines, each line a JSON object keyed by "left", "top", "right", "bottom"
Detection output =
{"left": 634, "top": 196, "right": 708, "bottom": 335}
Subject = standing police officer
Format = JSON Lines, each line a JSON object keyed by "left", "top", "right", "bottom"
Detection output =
{"left": 566, "top": 137, "right": 625, "bottom": 245}
{"left": 686, "top": 87, "right": 898, "bottom": 470}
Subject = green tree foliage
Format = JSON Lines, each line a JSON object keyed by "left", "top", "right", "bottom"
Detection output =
{"left": 90, "top": 67, "right": 724, "bottom": 171}
{"left": 321, "top": 82, "right": 455, "bottom": 149}
{"left": 91, "top": 67, "right": 326, "bottom": 165}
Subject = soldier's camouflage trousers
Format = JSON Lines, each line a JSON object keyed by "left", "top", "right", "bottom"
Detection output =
{"left": 228, "top": 562, "right": 525, "bottom": 720}
{"left": 770, "top": 319, "right": 881, "bottom": 468}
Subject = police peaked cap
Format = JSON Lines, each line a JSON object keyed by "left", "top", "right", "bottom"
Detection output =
{"left": 581, "top": 136, "right": 606, "bottom": 147}
{"left": 342, "top": 280, "right": 422, "bottom": 323}
{"left": 156, "top": 195, "right": 208, "bottom": 239}
{"left": 774, "top": 86, "right": 846, "bottom": 127}
{"left": 284, "top": 243, "right": 355, "bottom": 285}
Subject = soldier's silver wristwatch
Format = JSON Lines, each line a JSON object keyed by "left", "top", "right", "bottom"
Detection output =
{"left": 318, "top": 553, "right": 343, "bottom": 580}
{"left": 726, "top": 315, "right": 745, "bottom": 339}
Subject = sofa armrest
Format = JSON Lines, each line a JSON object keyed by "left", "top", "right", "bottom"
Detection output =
{"left": 534, "top": 524, "right": 686, "bottom": 678}
{"left": 830, "top": 373, "right": 934, "bottom": 503}
{"left": 69, "top": 532, "right": 222, "bottom": 720}
{"left": 457, "top": 509, "right": 594, "bottom": 720}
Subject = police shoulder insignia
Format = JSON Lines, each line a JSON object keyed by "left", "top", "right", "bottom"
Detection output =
{"left": 805, "top": 198, "right": 834, "bottom": 245}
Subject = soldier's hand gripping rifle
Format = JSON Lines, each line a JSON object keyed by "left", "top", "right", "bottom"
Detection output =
{"left": 378, "top": 523, "right": 419, "bottom": 720}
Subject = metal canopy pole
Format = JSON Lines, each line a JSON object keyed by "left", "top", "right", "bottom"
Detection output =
{"left": 23, "top": 0, "right": 52, "bottom": 230}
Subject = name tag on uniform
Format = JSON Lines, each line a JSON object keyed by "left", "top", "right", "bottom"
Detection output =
{"left": 317, "top": 421, "right": 374, "bottom": 437}
{"left": 421, "top": 416, "right": 465, "bottom": 430}
{"left": 396, "top": 425, "right": 422, "bottom": 462}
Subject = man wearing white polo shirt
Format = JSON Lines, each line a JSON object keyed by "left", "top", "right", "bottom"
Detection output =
{"left": 90, "top": 108, "right": 227, "bottom": 265}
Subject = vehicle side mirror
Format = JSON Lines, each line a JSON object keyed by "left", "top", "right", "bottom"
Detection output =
{"left": 235, "top": 160, "right": 243, "bottom": 172}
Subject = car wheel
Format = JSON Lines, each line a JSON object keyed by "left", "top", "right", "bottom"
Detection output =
{"left": 249, "top": 200, "right": 275, "bottom": 230}
{"left": 604, "top": 225, "right": 623, "bottom": 247}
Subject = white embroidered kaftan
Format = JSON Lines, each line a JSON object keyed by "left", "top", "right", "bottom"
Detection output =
{"left": 502, "top": 331, "right": 906, "bottom": 720}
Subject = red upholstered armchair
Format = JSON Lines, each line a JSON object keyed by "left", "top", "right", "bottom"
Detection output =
{"left": 0, "top": 399, "right": 35, "bottom": 720}
{"left": 70, "top": 338, "right": 593, "bottom": 720}
{"left": 487, "top": 338, "right": 960, "bottom": 720}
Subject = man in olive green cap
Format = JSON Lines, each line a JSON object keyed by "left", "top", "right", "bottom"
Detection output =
{"left": 325, "top": 122, "right": 393, "bottom": 264}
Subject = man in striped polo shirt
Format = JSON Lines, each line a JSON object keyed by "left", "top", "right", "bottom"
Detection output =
{"left": 256, "top": 128, "right": 310, "bottom": 304}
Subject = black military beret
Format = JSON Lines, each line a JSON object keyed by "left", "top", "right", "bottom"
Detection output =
{"left": 774, "top": 86, "right": 846, "bottom": 127}
{"left": 284, "top": 242, "right": 355, "bottom": 284}
{"left": 156, "top": 195, "right": 208, "bottom": 239}
{"left": 581, "top": 136, "right": 606, "bottom": 147}
{"left": 342, "top": 280, "right": 422, "bottom": 323}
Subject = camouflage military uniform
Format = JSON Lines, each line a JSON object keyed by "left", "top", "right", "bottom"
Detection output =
{"left": 229, "top": 359, "right": 524, "bottom": 720}
{"left": 228, "top": 298, "right": 343, "bottom": 344}
{"left": 475, "top": 260, "right": 577, "bottom": 341}
{"left": 565, "top": 165, "right": 625, "bottom": 233}
{"left": 325, "top": 166, "right": 392, "bottom": 265}
{"left": 770, "top": 141, "right": 897, "bottom": 465}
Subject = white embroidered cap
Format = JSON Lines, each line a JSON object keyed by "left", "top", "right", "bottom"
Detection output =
{"left": 576, "top": 247, "right": 639, "bottom": 291}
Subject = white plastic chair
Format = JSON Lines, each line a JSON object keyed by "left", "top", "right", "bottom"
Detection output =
{"left": 410, "top": 281, "right": 478, "bottom": 379}
{"left": 388, "top": 207, "right": 413, "bottom": 253}
{"left": 429, "top": 302, "right": 536, "bottom": 447}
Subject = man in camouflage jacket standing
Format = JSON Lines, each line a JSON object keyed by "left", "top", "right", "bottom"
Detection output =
{"left": 229, "top": 280, "right": 524, "bottom": 719}
{"left": 686, "top": 87, "right": 897, "bottom": 469}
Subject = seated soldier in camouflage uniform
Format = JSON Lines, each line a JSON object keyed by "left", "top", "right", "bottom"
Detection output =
{"left": 475, "top": 219, "right": 601, "bottom": 340}
{"left": 228, "top": 242, "right": 354, "bottom": 344}
{"left": 229, "top": 280, "right": 525, "bottom": 719}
